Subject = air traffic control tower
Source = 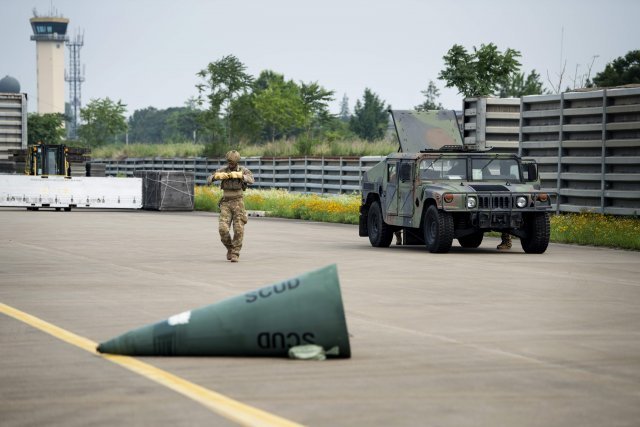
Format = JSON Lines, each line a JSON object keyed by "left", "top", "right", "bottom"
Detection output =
{"left": 30, "top": 13, "right": 69, "bottom": 114}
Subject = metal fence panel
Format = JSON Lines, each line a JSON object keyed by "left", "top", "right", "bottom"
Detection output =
{"left": 463, "top": 97, "right": 521, "bottom": 153}
{"left": 93, "top": 156, "right": 385, "bottom": 196}
{"left": 517, "top": 87, "right": 640, "bottom": 215}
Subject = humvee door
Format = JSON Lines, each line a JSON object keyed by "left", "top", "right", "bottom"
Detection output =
{"left": 397, "top": 160, "right": 414, "bottom": 217}
{"left": 384, "top": 160, "right": 399, "bottom": 214}
{"left": 384, "top": 159, "right": 414, "bottom": 218}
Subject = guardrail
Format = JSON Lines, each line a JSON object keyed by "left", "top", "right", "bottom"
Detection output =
{"left": 93, "top": 156, "right": 385, "bottom": 194}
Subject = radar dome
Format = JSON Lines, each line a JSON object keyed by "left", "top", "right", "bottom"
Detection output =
{"left": 0, "top": 75, "right": 21, "bottom": 93}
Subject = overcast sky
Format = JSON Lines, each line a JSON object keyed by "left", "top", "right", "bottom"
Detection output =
{"left": 2, "top": 0, "right": 639, "bottom": 117}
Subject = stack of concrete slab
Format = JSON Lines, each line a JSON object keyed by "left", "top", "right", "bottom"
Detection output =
{"left": 133, "top": 170, "right": 194, "bottom": 211}
{"left": 70, "top": 163, "right": 86, "bottom": 177}
{"left": 67, "top": 147, "right": 90, "bottom": 176}
{"left": 0, "top": 149, "right": 26, "bottom": 174}
{"left": 86, "top": 162, "right": 106, "bottom": 177}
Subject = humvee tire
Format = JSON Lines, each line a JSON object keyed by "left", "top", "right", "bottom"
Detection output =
{"left": 458, "top": 231, "right": 484, "bottom": 248}
{"left": 520, "top": 212, "right": 550, "bottom": 254}
{"left": 367, "top": 200, "right": 394, "bottom": 247}
{"left": 423, "top": 206, "right": 454, "bottom": 253}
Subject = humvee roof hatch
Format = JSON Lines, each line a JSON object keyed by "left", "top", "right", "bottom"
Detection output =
{"left": 389, "top": 109, "right": 464, "bottom": 152}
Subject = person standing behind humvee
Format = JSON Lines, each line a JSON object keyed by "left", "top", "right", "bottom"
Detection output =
{"left": 207, "top": 150, "right": 254, "bottom": 262}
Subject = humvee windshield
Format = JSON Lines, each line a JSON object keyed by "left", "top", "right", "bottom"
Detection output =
{"left": 471, "top": 158, "right": 520, "bottom": 181}
{"left": 419, "top": 158, "right": 468, "bottom": 180}
{"left": 419, "top": 157, "right": 521, "bottom": 182}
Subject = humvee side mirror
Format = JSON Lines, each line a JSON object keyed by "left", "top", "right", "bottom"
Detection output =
{"left": 523, "top": 162, "right": 538, "bottom": 182}
{"left": 399, "top": 163, "right": 412, "bottom": 181}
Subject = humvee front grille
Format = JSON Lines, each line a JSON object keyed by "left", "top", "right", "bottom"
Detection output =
{"left": 477, "top": 194, "right": 511, "bottom": 209}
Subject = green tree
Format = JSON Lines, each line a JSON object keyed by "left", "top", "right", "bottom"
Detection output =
{"left": 498, "top": 70, "right": 546, "bottom": 97}
{"left": 438, "top": 43, "right": 522, "bottom": 97}
{"left": 593, "top": 50, "right": 640, "bottom": 87}
{"left": 165, "top": 107, "right": 203, "bottom": 143}
{"left": 196, "top": 55, "right": 253, "bottom": 147}
{"left": 78, "top": 98, "right": 127, "bottom": 147}
{"left": 414, "top": 80, "right": 443, "bottom": 111}
{"left": 228, "top": 92, "right": 262, "bottom": 144}
{"left": 126, "top": 104, "right": 204, "bottom": 144}
{"left": 27, "top": 113, "right": 66, "bottom": 145}
{"left": 253, "top": 70, "right": 285, "bottom": 92}
{"left": 339, "top": 94, "right": 350, "bottom": 121}
{"left": 253, "top": 79, "right": 305, "bottom": 142}
{"left": 230, "top": 70, "right": 286, "bottom": 144}
{"left": 230, "top": 72, "right": 335, "bottom": 145}
{"left": 350, "top": 88, "right": 389, "bottom": 141}
{"left": 323, "top": 115, "right": 356, "bottom": 142}
{"left": 128, "top": 107, "right": 163, "bottom": 143}
{"left": 299, "top": 81, "right": 334, "bottom": 140}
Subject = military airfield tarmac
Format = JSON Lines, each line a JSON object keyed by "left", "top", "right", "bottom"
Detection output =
{"left": 1, "top": 208, "right": 639, "bottom": 426}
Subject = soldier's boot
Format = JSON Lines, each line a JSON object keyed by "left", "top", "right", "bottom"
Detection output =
{"left": 229, "top": 246, "right": 240, "bottom": 262}
{"left": 226, "top": 247, "right": 233, "bottom": 260}
{"left": 497, "top": 234, "right": 512, "bottom": 250}
{"left": 395, "top": 231, "right": 402, "bottom": 245}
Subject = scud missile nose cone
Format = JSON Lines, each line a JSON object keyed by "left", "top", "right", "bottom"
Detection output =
{"left": 96, "top": 340, "right": 118, "bottom": 354}
{"left": 96, "top": 339, "right": 114, "bottom": 354}
{"left": 96, "top": 264, "right": 350, "bottom": 358}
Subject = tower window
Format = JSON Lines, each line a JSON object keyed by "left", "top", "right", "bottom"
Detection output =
{"left": 35, "top": 25, "right": 54, "bottom": 34}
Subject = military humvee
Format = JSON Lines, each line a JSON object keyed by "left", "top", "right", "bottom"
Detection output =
{"left": 359, "top": 110, "right": 554, "bottom": 254}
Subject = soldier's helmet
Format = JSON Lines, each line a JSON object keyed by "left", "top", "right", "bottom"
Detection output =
{"left": 225, "top": 150, "right": 240, "bottom": 164}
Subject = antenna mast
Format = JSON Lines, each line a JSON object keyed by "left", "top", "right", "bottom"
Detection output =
{"left": 65, "top": 31, "right": 85, "bottom": 140}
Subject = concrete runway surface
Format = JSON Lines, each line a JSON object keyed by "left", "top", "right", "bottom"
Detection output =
{"left": 1, "top": 208, "right": 639, "bottom": 426}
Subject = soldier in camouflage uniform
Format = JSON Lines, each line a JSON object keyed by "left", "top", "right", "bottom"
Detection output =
{"left": 207, "top": 150, "right": 254, "bottom": 262}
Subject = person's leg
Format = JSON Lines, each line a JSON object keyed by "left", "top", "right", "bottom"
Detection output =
{"left": 218, "top": 201, "right": 233, "bottom": 259}
{"left": 230, "top": 199, "right": 248, "bottom": 262}
{"left": 497, "top": 232, "right": 512, "bottom": 250}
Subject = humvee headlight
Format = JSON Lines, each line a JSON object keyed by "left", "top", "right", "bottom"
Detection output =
{"left": 466, "top": 196, "right": 477, "bottom": 209}
{"left": 516, "top": 196, "right": 527, "bottom": 208}
{"left": 443, "top": 193, "right": 454, "bottom": 203}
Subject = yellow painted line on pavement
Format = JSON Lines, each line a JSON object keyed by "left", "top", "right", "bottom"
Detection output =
{"left": 0, "top": 302, "right": 303, "bottom": 427}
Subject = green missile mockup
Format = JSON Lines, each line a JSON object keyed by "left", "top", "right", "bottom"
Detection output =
{"left": 97, "top": 264, "right": 351, "bottom": 358}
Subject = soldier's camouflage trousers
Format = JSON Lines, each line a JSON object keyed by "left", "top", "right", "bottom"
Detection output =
{"left": 219, "top": 197, "right": 248, "bottom": 256}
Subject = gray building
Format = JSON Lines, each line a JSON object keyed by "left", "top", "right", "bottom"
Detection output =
{"left": 0, "top": 75, "right": 28, "bottom": 160}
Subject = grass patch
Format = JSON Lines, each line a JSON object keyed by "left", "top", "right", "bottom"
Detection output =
{"left": 550, "top": 212, "right": 640, "bottom": 251}
{"left": 195, "top": 186, "right": 360, "bottom": 224}
{"left": 91, "top": 139, "right": 397, "bottom": 159}
{"left": 196, "top": 187, "right": 640, "bottom": 250}
{"left": 92, "top": 142, "right": 204, "bottom": 159}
